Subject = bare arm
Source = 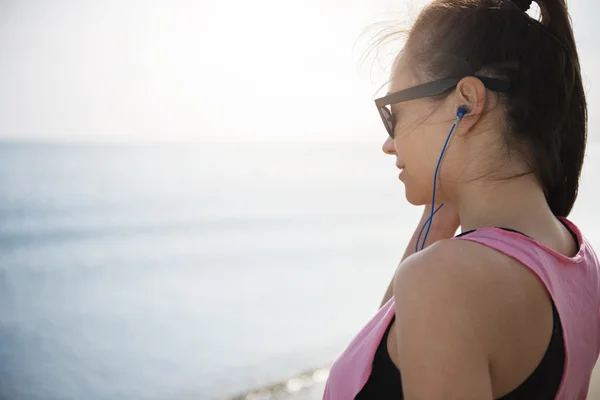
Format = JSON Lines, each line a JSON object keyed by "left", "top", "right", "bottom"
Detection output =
{"left": 380, "top": 204, "right": 460, "bottom": 308}
{"left": 392, "top": 241, "right": 495, "bottom": 400}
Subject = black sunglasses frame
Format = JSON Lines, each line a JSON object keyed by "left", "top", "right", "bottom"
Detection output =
{"left": 374, "top": 76, "right": 511, "bottom": 139}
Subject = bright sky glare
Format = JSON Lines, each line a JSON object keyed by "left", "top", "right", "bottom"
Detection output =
{"left": 0, "top": 0, "right": 598, "bottom": 143}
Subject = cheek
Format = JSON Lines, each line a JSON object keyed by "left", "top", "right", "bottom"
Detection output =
{"left": 395, "top": 127, "right": 435, "bottom": 169}
{"left": 394, "top": 128, "right": 441, "bottom": 204}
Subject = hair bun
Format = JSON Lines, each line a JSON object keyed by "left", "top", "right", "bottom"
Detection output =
{"left": 511, "top": 0, "right": 533, "bottom": 12}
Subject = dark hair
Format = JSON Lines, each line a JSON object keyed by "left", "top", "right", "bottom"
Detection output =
{"left": 398, "top": 0, "right": 587, "bottom": 217}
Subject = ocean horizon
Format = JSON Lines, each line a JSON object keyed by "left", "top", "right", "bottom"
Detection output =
{"left": 2, "top": 140, "right": 600, "bottom": 399}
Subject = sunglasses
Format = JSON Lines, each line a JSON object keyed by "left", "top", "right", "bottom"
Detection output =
{"left": 374, "top": 76, "right": 510, "bottom": 139}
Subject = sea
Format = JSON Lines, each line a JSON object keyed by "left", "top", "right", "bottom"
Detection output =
{"left": 1, "top": 140, "right": 600, "bottom": 400}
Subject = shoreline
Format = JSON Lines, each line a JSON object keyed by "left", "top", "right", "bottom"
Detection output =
{"left": 222, "top": 361, "right": 600, "bottom": 399}
{"left": 222, "top": 366, "right": 330, "bottom": 400}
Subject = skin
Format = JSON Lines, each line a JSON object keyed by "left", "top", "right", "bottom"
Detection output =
{"left": 378, "top": 63, "right": 579, "bottom": 399}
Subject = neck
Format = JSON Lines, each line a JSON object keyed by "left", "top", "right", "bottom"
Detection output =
{"left": 451, "top": 173, "right": 556, "bottom": 233}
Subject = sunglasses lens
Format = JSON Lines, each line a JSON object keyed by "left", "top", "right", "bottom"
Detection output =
{"left": 379, "top": 106, "right": 395, "bottom": 139}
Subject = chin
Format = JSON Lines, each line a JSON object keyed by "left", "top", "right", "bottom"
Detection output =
{"left": 404, "top": 188, "right": 429, "bottom": 206}
{"left": 404, "top": 181, "right": 441, "bottom": 206}
{"left": 402, "top": 173, "right": 441, "bottom": 205}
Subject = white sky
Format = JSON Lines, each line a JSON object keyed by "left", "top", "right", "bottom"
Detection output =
{"left": 0, "top": 0, "right": 598, "bottom": 143}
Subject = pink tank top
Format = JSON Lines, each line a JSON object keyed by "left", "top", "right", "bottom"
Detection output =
{"left": 323, "top": 217, "right": 600, "bottom": 399}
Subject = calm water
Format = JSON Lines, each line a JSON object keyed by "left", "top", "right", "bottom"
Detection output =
{"left": 1, "top": 141, "right": 600, "bottom": 400}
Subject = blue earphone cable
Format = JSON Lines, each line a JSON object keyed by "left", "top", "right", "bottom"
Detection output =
{"left": 417, "top": 110, "right": 465, "bottom": 252}
{"left": 415, "top": 203, "right": 444, "bottom": 252}
{"left": 415, "top": 203, "right": 445, "bottom": 252}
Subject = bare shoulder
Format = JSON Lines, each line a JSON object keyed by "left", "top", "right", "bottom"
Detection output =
{"left": 390, "top": 238, "right": 554, "bottom": 399}
{"left": 393, "top": 238, "right": 509, "bottom": 306}
{"left": 389, "top": 239, "right": 503, "bottom": 398}
{"left": 393, "top": 235, "right": 544, "bottom": 297}
{"left": 392, "top": 237, "right": 543, "bottom": 331}
{"left": 392, "top": 238, "right": 505, "bottom": 336}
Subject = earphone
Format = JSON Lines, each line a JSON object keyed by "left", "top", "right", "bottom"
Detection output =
{"left": 457, "top": 105, "right": 469, "bottom": 119}
{"left": 416, "top": 105, "right": 468, "bottom": 252}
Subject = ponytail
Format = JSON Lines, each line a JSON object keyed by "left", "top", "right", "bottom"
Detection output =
{"left": 536, "top": 0, "right": 586, "bottom": 216}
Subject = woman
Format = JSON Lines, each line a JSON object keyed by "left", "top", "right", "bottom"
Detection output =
{"left": 323, "top": 0, "right": 600, "bottom": 399}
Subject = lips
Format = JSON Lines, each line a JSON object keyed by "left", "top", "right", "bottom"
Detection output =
{"left": 396, "top": 164, "right": 405, "bottom": 170}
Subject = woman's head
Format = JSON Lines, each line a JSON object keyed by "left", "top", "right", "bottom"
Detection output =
{"left": 379, "top": 0, "right": 586, "bottom": 217}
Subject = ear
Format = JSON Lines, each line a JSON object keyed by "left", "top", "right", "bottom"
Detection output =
{"left": 453, "top": 76, "right": 488, "bottom": 133}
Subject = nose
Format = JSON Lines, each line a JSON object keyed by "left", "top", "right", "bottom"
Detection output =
{"left": 382, "top": 136, "right": 396, "bottom": 155}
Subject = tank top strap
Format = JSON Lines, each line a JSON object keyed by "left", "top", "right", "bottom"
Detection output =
{"left": 323, "top": 297, "right": 396, "bottom": 400}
